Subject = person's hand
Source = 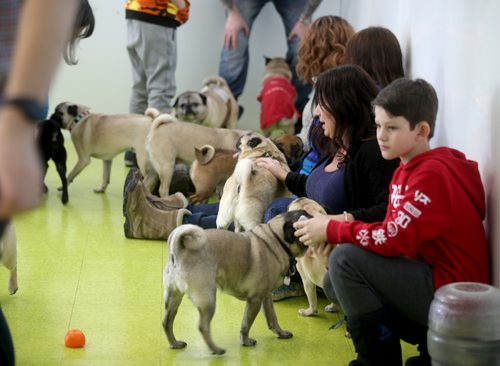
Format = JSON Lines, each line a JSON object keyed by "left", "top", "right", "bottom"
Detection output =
{"left": 288, "top": 20, "right": 309, "bottom": 41}
{"left": 0, "top": 107, "right": 43, "bottom": 218}
{"left": 255, "top": 157, "right": 287, "bottom": 182}
{"left": 293, "top": 206, "right": 331, "bottom": 246}
{"left": 223, "top": 7, "right": 249, "bottom": 50}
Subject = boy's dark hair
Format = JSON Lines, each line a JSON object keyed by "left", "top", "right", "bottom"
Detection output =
{"left": 372, "top": 78, "right": 438, "bottom": 138}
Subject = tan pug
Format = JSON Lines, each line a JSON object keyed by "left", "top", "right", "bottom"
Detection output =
{"left": 189, "top": 145, "right": 237, "bottom": 204}
{"left": 51, "top": 102, "right": 158, "bottom": 193}
{"left": 217, "top": 132, "right": 290, "bottom": 232}
{"left": 258, "top": 57, "right": 298, "bottom": 137}
{"left": 163, "top": 210, "right": 310, "bottom": 355}
{"left": 288, "top": 197, "right": 339, "bottom": 316}
{"left": 272, "top": 134, "right": 305, "bottom": 170}
{"left": 0, "top": 222, "right": 18, "bottom": 295}
{"left": 145, "top": 113, "right": 248, "bottom": 198}
{"left": 172, "top": 76, "right": 239, "bottom": 129}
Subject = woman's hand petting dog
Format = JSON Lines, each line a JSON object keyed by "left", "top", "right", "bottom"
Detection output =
{"left": 293, "top": 206, "right": 335, "bottom": 246}
{"left": 255, "top": 157, "right": 288, "bottom": 182}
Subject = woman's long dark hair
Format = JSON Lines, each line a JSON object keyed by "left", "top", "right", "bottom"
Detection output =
{"left": 313, "top": 64, "right": 378, "bottom": 166}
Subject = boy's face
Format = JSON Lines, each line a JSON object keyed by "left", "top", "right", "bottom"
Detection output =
{"left": 374, "top": 106, "right": 424, "bottom": 164}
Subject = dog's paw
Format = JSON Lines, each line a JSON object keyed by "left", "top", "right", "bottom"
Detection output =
{"left": 8, "top": 285, "right": 18, "bottom": 295}
{"left": 211, "top": 346, "right": 226, "bottom": 355}
{"left": 241, "top": 336, "right": 257, "bottom": 347}
{"left": 298, "top": 308, "right": 317, "bottom": 316}
{"left": 325, "top": 303, "right": 340, "bottom": 313}
{"left": 277, "top": 330, "right": 293, "bottom": 339}
{"left": 93, "top": 187, "right": 106, "bottom": 194}
{"left": 169, "top": 340, "right": 187, "bottom": 349}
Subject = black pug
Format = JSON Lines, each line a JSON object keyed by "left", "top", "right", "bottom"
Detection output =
{"left": 37, "top": 117, "right": 68, "bottom": 204}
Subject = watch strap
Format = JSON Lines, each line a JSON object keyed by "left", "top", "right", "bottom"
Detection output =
{"left": 2, "top": 98, "right": 47, "bottom": 121}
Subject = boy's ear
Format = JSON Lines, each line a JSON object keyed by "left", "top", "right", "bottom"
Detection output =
{"left": 416, "top": 121, "right": 431, "bottom": 139}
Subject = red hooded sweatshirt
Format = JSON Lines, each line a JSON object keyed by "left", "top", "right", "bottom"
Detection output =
{"left": 257, "top": 76, "right": 298, "bottom": 130}
{"left": 326, "top": 147, "right": 490, "bottom": 290}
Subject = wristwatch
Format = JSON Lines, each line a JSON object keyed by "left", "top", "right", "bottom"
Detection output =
{"left": 2, "top": 98, "right": 46, "bottom": 121}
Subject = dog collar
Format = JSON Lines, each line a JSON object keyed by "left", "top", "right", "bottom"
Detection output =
{"left": 74, "top": 110, "right": 90, "bottom": 123}
{"left": 66, "top": 110, "right": 90, "bottom": 130}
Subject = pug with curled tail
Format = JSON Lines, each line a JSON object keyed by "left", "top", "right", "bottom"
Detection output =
{"left": 163, "top": 210, "right": 310, "bottom": 355}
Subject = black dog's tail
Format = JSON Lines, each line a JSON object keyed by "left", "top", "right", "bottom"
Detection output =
{"left": 168, "top": 224, "right": 206, "bottom": 255}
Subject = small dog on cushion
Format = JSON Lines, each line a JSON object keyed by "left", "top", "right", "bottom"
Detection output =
{"left": 173, "top": 75, "right": 239, "bottom": 129}
{"left": 257, "top": 57, "right": 298, "bottom": 138}
{"left": 162, "top": 210, "right": 310, "bottom": 355}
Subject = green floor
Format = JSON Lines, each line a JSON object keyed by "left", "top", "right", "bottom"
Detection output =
{"left": 0, "top": 146, "right": 418, "bottom": 365}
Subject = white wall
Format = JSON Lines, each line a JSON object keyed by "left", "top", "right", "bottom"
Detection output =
{"left": 50, "top": 0, "right": 499, "bottom": 286}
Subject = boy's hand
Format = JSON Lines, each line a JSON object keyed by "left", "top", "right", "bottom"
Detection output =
{"left": 293, "top": 205, "right": 331, "bottom": 246}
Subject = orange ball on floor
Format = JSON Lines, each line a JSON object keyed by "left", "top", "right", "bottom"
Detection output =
{"left": 65, "top": 329, "right": 86, "bottom": 348}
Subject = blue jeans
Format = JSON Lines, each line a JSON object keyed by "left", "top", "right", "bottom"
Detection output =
{"left": 219, "top": 0, "right": 312, "bottom": 111}
{"left": 263, "top": 196, "right": 296, "bottom": 223}
{"left": 184, "top": 197, "right": 294, "bottom": 229}
{"left": 183, "top": 202, "right": 232, "bottom": 230}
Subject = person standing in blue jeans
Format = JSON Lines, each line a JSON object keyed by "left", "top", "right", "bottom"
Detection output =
{"left": 218, "top": 0, "right": 322, "bottom": 118}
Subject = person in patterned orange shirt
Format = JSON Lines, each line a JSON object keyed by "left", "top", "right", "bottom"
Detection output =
{"left": 124, "top": 0, "right": 190, "bottom": 166}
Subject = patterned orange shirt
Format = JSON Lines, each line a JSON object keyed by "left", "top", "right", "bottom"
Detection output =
{"left": 125, "top": 0, "right": 190, "bottom": 26}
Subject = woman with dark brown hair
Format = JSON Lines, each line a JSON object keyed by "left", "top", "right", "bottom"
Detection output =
{"left": 258, "top": 65, "right": 399, "bottom": 299}
{"left": 345, "top": 26, "right": 404, "bottom": 88}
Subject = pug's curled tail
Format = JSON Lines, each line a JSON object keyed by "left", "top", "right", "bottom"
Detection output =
{"left": 233, "top": 158, "right": 255, "bottom": 189}
{"left": 144, "top": 107, "right": 160, "bottom": 119}
{"left": 168, "top": 224, "right": 206, "bottom": 256}
{"left": 149, "top": 113, "right": 177, "bottom": 132}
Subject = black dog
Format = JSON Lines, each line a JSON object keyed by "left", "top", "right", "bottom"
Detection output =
{"left": 37, "top": 118, "right": 68, "bottom": 204}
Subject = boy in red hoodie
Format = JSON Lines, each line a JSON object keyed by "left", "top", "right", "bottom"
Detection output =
{"left": 294, "top": 78, "right": 490, "bottom": 366}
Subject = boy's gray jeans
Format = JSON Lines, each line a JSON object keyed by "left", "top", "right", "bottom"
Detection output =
{"left": 323, "top": 243, "right": 434, "bottom": 326}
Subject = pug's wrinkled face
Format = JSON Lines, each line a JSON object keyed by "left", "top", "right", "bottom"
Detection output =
{"left": 235, "top": 132, "right": 267, "bottom": 153}
{"left": 173, "top": 92, "right": 208, "bottom": 122}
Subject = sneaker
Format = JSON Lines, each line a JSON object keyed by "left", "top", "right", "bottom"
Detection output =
{"left": 272, "top": 281, "right": 305, "bottom": 301}
{"left": 124, "top": 150, "right": 137, "bottom": 167}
